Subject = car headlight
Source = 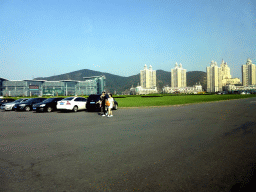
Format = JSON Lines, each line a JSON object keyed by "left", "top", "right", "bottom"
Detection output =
{"left": 40, "top": 104, "right": 46, "bottom": 107}
{"left": 19, "top": 104, "right": 26, "bottom": 107}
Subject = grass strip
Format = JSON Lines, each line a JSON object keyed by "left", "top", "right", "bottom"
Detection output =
{"left": 115, "top": 94, "right": 256, "bottom": 107}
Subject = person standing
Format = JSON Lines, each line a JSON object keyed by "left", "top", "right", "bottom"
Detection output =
{"left": 101, "top": 92, "right": 109, "bottom": 116}
{"left": 107, "top": 94, "right": 114, "bottom": 117}
{"left": 100, "top": 92, "right": 106, "bottom": 116}
{"left": 104, "top": 93, "right": 109, "bottom": 116}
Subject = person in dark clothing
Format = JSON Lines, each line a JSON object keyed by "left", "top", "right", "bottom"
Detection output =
{"left": 102, "top": 93, "right": 109, "bottom": 116}
{"left": 100, "top": 92, "right": 106, "bottom": 116}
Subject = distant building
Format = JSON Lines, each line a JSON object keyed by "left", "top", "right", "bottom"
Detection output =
{"left": 220, "top": 60, "right": 231, "bottom": 86}
{"left": 220, "top": 60, "right": 241, "bottom": 86}
{"left": 162, "top": 82, "right": 202, "bottom": 94}
{"left": 207, "top": 60, "right": 223, "bottom": 92}
{"left": 164, "top": 62, "right": 200, "bottom": 94}
{"left": 140, "top": 64, "right": 156, "bottom": 89}
{"left": 171, "top": 63, "right": 186, "bottom": 87}
{"left": 223, "top": 84, "right": 256, "bottom": 93}
{"left": 242, "top": 58, "right": 256, "bottom": 86}
{"left": 223, "top": 78, "right": 241, "bottom": 86}
{"left": 0, "top": 78, "right": 7, "bottom": 97}
{"left": 0, "top": 76, "right": 106, "bottom": 97}
{"left": 130, "top": 85, "right": 158, "bottom": 95}
{"left": 130, "top": 64, "right": 157, "bottom": 95}
{"left": 83, "top": 76, "right": 106, "bottom": 95}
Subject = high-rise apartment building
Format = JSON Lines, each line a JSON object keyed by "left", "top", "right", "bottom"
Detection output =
{"left": 220, "top": 59, "right": 241, "bottom": 86}
{"left": 171, "top": 63, "right": 186, "bottom": 87}
{"left": 140, "top": 64, "right": 156, "bottom": 89}
{"left": 220, "top": 60, "right": 231, "bottom": 80}
{"left": 242, "top": 58, "right": 256, "bottom": 86}
{"left": 207, "top": 60, "right": 223, "bottom": 92}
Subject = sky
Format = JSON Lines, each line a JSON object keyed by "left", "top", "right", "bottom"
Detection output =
{"left": 0, "top": 0, "right": 255, "bottom": 80}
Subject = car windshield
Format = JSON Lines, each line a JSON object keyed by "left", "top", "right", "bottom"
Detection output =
{"left": 22, "top": 98, "right": 35, "bottom": 103}
{"left": 14, "top": 99, "right": 23, "bottom": 103}
{"left": 43, "top": 98, "right": 55, "bottom": 103}
{"left": 63, "top": 97, "right": 74, "bottom": 101}
{"left": 88, "top": 95, "right": 100, "bottom": 101}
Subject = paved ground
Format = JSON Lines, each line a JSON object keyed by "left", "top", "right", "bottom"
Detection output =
{"left": 1, "top": 98, "right": 256, "bottom": 192}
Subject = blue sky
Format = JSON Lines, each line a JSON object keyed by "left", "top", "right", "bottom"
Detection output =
{"left": 1, "top": 0, "right": 255, "bottom": 80}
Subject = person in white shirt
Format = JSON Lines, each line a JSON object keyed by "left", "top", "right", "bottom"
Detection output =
{"left": 107, "top": 94, "right": 114, "bottom": 117}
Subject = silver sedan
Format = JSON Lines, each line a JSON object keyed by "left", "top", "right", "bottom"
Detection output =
{"left": 1, "top": 98, "right": 29, "bottom": 111}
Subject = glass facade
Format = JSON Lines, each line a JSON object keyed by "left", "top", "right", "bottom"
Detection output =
{"left": 0, "top": 76, "right": 106, "bottom": 97}
{"left": 0, "top": 78, "right": 6, "bottom": 96}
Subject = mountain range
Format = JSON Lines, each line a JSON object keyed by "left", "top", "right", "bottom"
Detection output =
{"left": 35, "top": 69, "right": 207, "bottom": 94}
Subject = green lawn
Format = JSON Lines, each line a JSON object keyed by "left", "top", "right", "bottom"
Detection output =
{"left": 114, "top": 94, "right": 256, "bottom": 107}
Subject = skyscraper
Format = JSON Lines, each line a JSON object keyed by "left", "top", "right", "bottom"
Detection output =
{"left": 140, "top": 64, "right": 156, "bottom": 89}
{"left": 220, "top": 60, "right": 241, "bottom": 86}
{"left": 207, "top": 61, "right": 223, "bottom": 92}
{"left": 242, "top": 58, "right": 256, "bottom": 86}
{"left": 220, "top": 60, "right": 231, "bottom": 79}
{"left": 171, "top": 63, "right": 186, "bottom": 87}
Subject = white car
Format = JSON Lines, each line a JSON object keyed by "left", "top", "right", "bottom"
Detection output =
{"left": 1, "top": 98, "right": 29, "bottom": 111}
{"left": 57, "top": 97, "right": 87, "bottom": 112}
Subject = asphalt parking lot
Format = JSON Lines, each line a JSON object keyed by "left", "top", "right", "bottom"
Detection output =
{"left": 1, "top": 98, "right": 256, "bottom": 191}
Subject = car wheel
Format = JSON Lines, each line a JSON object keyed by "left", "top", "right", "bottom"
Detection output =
{"left": 47, "top": 107, "right": 52, "bottom": 112}
{"left": 73, "top": 106, "right": 78, "bottom": 112}
{"left": 25, "top": 106, "right": 30, "bottom": 111}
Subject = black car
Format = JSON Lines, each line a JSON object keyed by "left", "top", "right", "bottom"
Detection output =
{"left": 32, "top": 97, "right": 64, "bottom": 112}
{"left": 14, "top": 98, "right": 47, "bottom": 111}
{"left": 86, "top": 94, "right": 118, "bottom": 111}
{"left": 0, "top": 98, "right": 16, "bottom": 107}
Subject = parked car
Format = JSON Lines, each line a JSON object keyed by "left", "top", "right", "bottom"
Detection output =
{"left": 0, "top": 98, "right": 16, "bottom": 107}
{"left": 1, "top": 98, "right": 29, "bottom": 111}
{"left": 86, "top": 94, "right": 118, "bottom": 111}
{"left": 14, "top": 98, "right": 47, "bottom": 111}
{"left": 32, "top": 97, "right": 64, "bottom": 112}
{"left": 57, "top": 97, "right": 87, "bottom": 112}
